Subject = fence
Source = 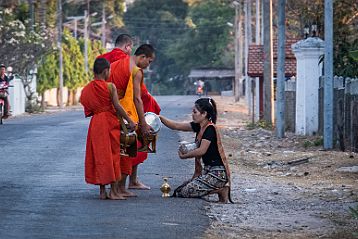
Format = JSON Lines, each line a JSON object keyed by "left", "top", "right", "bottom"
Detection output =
{"left": 284, "top": 76, "right": 358, "bottom": 152}
{"left": 318, "top": 76, "right": 358, "bottom": 152}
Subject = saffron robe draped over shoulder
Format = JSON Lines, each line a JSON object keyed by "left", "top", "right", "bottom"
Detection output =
{"left": 107, "top": 58, "right": 136, "bottom": 175}
{"left": 105, "top": 53, "right": 162, "bottom": 169}
{"left": 80, "top": 80, "right": 121, "bottom": 185}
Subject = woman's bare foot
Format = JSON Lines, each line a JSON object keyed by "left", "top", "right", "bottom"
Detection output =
{"left": 128, "top": 181, "right": 151, "bottom": 190}
{"left": 108, "top": 190, "right": 127, "bottom": 200}
{"left": 209, "top": 186, "right": 230, "bottom": 203}
{"left": 217, "top": 186, "right": 229, "bottom": 203}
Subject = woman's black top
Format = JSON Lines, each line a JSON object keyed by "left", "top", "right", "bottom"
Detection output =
{"left": 191, "top": 122, "right": 224, "bottom": 166}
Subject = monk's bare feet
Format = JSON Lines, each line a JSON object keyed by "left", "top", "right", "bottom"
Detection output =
{"left": 99, "top": 192, "right": 108, "bottom": 200}
{"left": 128, "top": 181, "right": 151, "bottom": 190}
{"left": 99, "top": 185, "right": 108, "bottom": 200}
{"left": 108, "top": 190, "right": 126, "bottom": 200}
{"left": 118, "top": 189, "right": 137, "bottom": 197}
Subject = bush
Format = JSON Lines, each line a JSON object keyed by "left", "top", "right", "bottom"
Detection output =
{"left": 349, "top": 205, "right": 358, "bottom": 237}
{"left": 245, "top": 120, "right": 273, "bottom": 130}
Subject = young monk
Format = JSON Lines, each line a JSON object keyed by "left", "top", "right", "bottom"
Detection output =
{"left": 80, "top": 58, "right": 136, "bottom": 200}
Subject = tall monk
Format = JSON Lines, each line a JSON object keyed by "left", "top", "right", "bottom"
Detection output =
{"left": 108, "top": 44, "right": 156, "bottom": 197}
{"left": 97, "top": 33, "right": 132, "bottom": 63}
{"left": 100, "top": 35, "right": 160, "bottom": 191}
{"left": 80, "top": 58, "right": 136, "bottom": 200}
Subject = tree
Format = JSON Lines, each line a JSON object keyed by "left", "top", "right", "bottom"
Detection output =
{"left": 286, "top": 0, "right": 358, "bottom": 77}
{"left": 87, "top": 38, "right": 106, "bottom": 80}
{"left": 62, "top": 30, "right": 86, "bottom": 105}
{"left": 37, "top": 50, "right": 59, "bottom": 109}
{"left": 168, "top": 0, "right": 234, "bottom": 74}
{"left": 63, "top": 0, "right": 126, "bottom": 39}
{"left": 123, "top": 0, "right": 234, "bottom": 94}
{"left": 0, "top": 5, "right": 53, "bottom": 111}
{"left": 123, "top": 0, "right": 189, "bottom": 93}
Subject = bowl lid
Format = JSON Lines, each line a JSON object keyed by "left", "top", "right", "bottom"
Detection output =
{"left": 144, "top": 112, "right": 162, "bottom": 133}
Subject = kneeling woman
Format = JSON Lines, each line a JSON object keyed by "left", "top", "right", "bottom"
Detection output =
{"left": 159, "top": 98, "right": 233, "bottom": 203}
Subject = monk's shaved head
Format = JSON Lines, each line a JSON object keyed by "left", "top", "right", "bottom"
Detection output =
{"left": 93, "top": 58, "right": 110, "bottom": 75}
{"left": 114, "top": 34, "right": 133, "bottom": 48}
{"left": 134, "top": 44, "right": 155, "bottom": 57}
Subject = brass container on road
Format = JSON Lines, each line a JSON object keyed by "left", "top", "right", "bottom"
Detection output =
{"left": 160, "top": 177, "right": 171, "bottom": 198}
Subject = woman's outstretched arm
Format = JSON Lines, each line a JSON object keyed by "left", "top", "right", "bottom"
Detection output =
{"left": 159, "top": 115, "right": 192, "bottom": 132}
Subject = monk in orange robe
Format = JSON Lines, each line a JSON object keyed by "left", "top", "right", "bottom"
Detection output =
{"left": 80, "top": 58, "right": 136, "bottom": 200}
{"left": 108, "top": 44, "right": 156, "bottom": 196}
{"left": 99, "top": 35, "right": 161, "bottom": 191}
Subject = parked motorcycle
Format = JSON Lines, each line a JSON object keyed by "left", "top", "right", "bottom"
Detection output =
{"left": 196, "top": 85, "right": 203, "bottom": 97}
{"left": 0, "top": 81, "right": 11, "bottom": 124}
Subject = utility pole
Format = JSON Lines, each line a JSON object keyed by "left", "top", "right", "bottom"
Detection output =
{"left": 101, "top": 2, "right": 106, "bottom": 48}
{"left": 84, "top": 0, "right": 91, "bottom": 73}
{"left": 74, "top": 19, "right": 78, "bottom": 39}
{"left": 66, "top": 16, "right": 83, "bottom": 39}
{"left": 255, "top": 0, "right": 261, "bottom": 121}
{"left": 255, "top": 0, "right": 260, "bottom": 44}
{"left": 84, "top": 10, "right": 89, "bottom": 73}
{"left": 57, "top": 0, "right": 64, "bottom": 108}
{"left": 29, "top": 0, "right": 35, "bottom": 31}
{"left": 324, "top": 0, "right": 333, "bottom": 149}
{"left": 239, "top": 1, "right": 245, "bottom": 98}
{"left": 41, "top": 0, "right": 47, "bottom": 28}
{"left": 261, "top": 0, "right": 264, "bottom": 44}
{"left": 233, "top": 1, "right": 242, "bottom": 102}
{"left": 245, "top": 0, "right": 253, "bottom": 121}
{"left": 276, "top": 0, "right": 286, "bottom": 138}
{"left": 263, "top": 0, "right": 274, "bottom": 124}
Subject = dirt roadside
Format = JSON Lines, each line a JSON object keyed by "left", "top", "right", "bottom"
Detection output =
{"left": 203, "top": 96, "right": 358, "bottom": 239}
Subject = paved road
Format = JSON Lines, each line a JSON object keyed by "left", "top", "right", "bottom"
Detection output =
{"left": 0, "top": 95, "right": 209, "bottom": 239}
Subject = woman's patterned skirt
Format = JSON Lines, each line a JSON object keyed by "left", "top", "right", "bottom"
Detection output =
{"left": 173, "top": 165, "right": 227, "bottom": 198}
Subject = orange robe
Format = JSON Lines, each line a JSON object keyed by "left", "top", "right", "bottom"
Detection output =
{"left": 105, "top": 54, "right": 161, "bottom": 169}
{"left": 97, "top": 48, "right": 128, "bottom": 63}
{"left": 131, "top": 84, "right": 161, "bottom": 166}
{"left": 80, "top": 80, "right": 121, "bottom": 185}
{"left": 108, "top": 58, "right": 136, "bottom": 175}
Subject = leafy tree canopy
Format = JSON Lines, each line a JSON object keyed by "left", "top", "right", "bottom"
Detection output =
{"left": 123, "top": 0, "right": 234, "bottom": 94}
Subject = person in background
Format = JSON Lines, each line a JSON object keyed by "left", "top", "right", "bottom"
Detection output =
{"left": 0, "top": 64, "right": 12, "bottom": 118}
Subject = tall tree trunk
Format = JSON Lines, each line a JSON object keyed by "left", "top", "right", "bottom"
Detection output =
{"left": 67, "top": 89, "right": 73, "bottom": 106}
{"left": 41, "top": 91, "right": 46, "bottom": 110}
{"left": 72, "top": 88, "right": 78, "bottom": 105}
{"left": 234, "top": 1, "right": 242, "bottom": 102}
{"left": 57, "top": 0, "right": 64, "bottom": 108}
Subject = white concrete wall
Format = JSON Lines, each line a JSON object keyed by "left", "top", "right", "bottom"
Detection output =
{"left": 292, "top": 37, "right": 324, "bottom": 135}
{"left": 43, "top": 87, "right": 83, "bottom": 107}
{"left": 8, "top": 77, "right": 26, "bottom": 116}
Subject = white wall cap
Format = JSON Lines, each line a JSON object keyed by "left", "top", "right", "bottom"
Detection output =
{"left": 291, "top": 37, "right": 325, "bottom": 53}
